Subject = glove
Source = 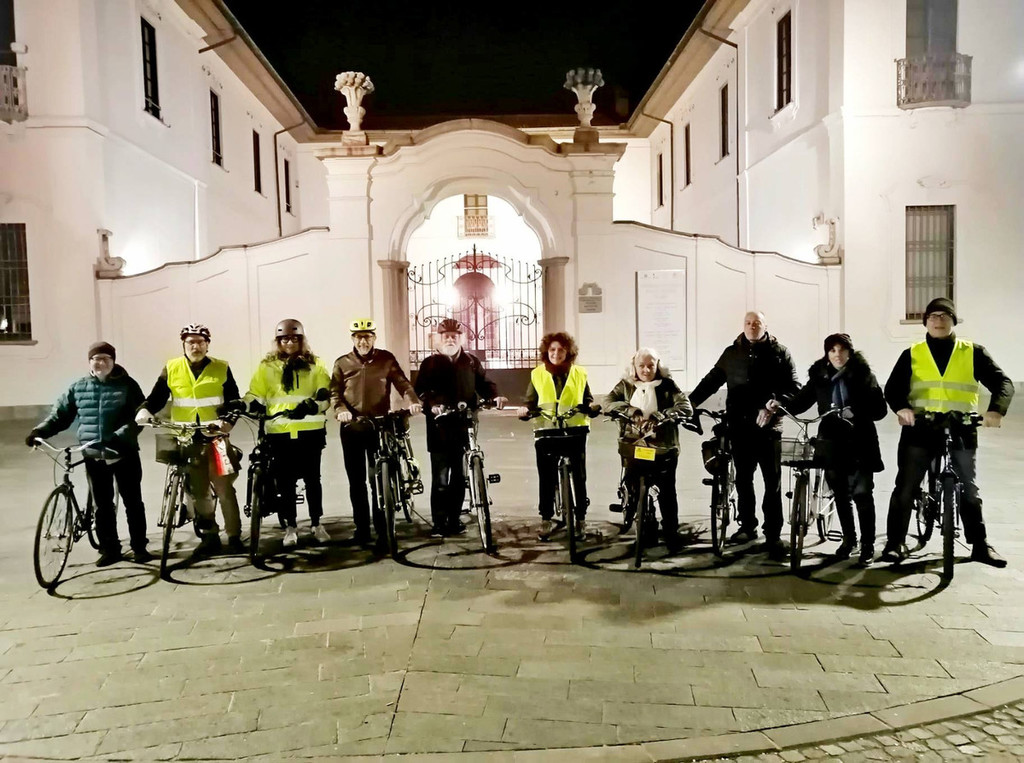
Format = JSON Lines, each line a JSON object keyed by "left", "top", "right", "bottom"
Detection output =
{"left": 248, "top": 400, "right": 267, "bottom": 416}
{"left": 287, "top": 398, "right": 318, "bottom": 419}
{"left": 25, "top": 430, "right": 42, "bottom": 448}
{"left": 217, "top": 400, "right": 245, "bottom": 416}
{"left": 648, "top": 411, "right": 666, "bottom": 424}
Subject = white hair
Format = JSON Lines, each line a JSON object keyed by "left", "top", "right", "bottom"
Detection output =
{"left": 626, "top": 347, "right": 670, "bottom": 380}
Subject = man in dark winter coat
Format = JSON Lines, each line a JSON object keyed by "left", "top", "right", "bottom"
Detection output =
{"left": 782, "top": 333, "right": 887, "bottom": 566}
{"left": 881, "top": 297, "right": 1013, "bottom": 568}
{"left": 27, "top": 342, "right": 149, "bottom": 566}
{"left": 689, "top": 311, "right": 800, "bottom": 560}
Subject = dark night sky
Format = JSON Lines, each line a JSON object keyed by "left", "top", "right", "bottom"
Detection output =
{"left": 224, "top": 1, "right": 703, "bottom": 130}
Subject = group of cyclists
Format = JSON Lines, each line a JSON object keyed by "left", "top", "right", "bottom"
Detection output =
{"left": 27, "top": 294, "right": 1013, "bottom": 572}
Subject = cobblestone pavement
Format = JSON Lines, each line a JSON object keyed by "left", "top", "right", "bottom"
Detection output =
{"left": 0, "top": 409, "right": 1022, "bottom": 760}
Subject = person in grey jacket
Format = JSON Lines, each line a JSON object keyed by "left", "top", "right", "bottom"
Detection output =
{"left": 26, "top": 342, "right": 149, "bottom": 566}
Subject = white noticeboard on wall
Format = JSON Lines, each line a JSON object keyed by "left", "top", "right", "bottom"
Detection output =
{"left": 636, "top": 269, "right": 687, "bottom": 373}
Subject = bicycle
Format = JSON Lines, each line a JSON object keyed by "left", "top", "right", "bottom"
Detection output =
{"left": 143, "top": 420, "right": 223, "bottom": 578}
{"left": 30, "top": 438, "right": 105, "bottom": 588}
{"left": 686, "top": 409, "right": 736, "bottom": 557}
{"left": 811, "top": 468, "right": 841, "bottom": 543}
{"left": 233, "top": 406, "right": 291, "bottom": 561}
{"left": 914, "top": 410, "right": 984, "bottom": 580}
{"left": 435, "top": 400, "right": 501, "bottom": 554}
{"left": 605, "top": 409, "right": 687, "bottom": 569}
{"left": 775, "top": 404, "right": 847, "bottom": 571}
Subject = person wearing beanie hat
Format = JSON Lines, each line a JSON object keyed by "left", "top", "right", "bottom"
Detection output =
{"left": 881, "top": 297, "right": 1014, "bottom": 568}
{"left": 782, "top": 334, "right": 887, "bottom": 566}
{"left": 26, "top": 343, "right": 150, "bottom": 566}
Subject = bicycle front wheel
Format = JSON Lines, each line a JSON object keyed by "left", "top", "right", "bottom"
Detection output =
{"left": 561, "top": 460, "right": 577, "bottom": 563}
{"left": 915, "top": 487, "right": 935, "bottom": 544}
{"left": 248, "top": 465, "right": 264, "bottom": 562}
{"left": 790, "top": 474, "right": 808, "bottom": 571}
{"left": 34, "top": 486, "right": 75, "bottom": 588}
{"left": 160, "top": 468, "right": 184, "bottom": 579}
{"left": 941, "top": 476, "right": 958, "bottom": 581}
{"left": 710, "top": 468, "right": 729, "bottom": 557}
{"left": 468, "top": 454, "right": 494, "bottom": 554}
{"left": 380, "top": 459, "right": 399, "bottom": 559}
{"left": 634, "top": 479, "right": 650, "bottom": 570}
{"left": 84, "top": 493, "right": 101, "bottom": 550}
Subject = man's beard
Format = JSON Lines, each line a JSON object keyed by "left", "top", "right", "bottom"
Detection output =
{"left": 440, "top": 343, "right": 461, "bottom": 358}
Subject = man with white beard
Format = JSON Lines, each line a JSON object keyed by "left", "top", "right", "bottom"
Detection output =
{"left": 414, "top": 319, "right": 506, "bottom": 536}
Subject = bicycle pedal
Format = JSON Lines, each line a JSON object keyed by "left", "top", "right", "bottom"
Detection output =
{"left": 701, "top": 478, "right": 714, "bottom": 486}
{"left": 411, "top": 481, "right": 424, "bottom": 494}
{"left": 487, "top": 474, "right": 501, "bottom": 484}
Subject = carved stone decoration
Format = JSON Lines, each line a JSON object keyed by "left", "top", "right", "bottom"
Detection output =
{"left": 564, "top": 68, "right": 604, "bottom": 144}
{"left": 812, "top": 216, "right": 842, "bottom": 265}
{"left": 94, "top": 228, "right": 126, "bottom": 279}
{"left": 334, "top": 71, "right": 375, "bottom": 142}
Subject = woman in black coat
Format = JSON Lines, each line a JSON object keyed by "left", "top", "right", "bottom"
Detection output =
{"left": 785, "top": 333, "right": 886, "bottom": 566}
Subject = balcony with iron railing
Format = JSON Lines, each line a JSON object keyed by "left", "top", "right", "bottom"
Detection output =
{"left": 0, "top": 65, "right": 27, "bottom": 123}
{"left": 457, "top": 215, "right": 494, "bottom": 238}
{"left": 896, "top": 53, "right": 972, "bottom": 109}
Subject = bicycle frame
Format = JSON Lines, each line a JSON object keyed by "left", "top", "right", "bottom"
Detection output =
{"left": 687, "top": 409, "right": 735, "bottom": 557}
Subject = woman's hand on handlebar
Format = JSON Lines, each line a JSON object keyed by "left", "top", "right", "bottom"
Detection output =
{"left": 336, "top": 409, "right": 353, "bottom": 423}
{"left": 408, "top": 403, "right": 423, "bottom": 416}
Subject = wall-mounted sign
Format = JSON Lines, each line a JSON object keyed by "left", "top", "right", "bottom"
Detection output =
{"left": 636, "top": 269, "right": 686, "bottom": 372}
{"left": 578, "top": 282, "right": 603, "bottom": 314}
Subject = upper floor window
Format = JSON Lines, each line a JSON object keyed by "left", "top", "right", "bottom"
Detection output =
{"left": 459, "top": 194, "right": 491, "bottom": 237}
{"left": 683, "top": 124, "right": 691, "bottom": 186}
{"left": 210, "top": 91, "right": 222, "bottom": 166}
{"left": 719, "top": 84, "right": 730, "bottom": 159}
{"left": 252, "top": 130, "right": 262, "bottom": 194}
{"left": 776, "top": 11, "right": 792, "bottom": 111}
{"left": 0, "top": 0, "right": 16, "bottom": 67}
{"left": 906, "top": 205, "right": 955, "bottom": 320}
{"left": 898, "top": 0, "right": 969, "bottom": 109}
{"left": 907, "top": 0, "right": 957, "bottom": 57}
{"left": 140, "top": 18, "right": 160, "bottom": 119}
{"left": 0, "top": 223, "right": 31, "bottom": 342}
{"left": 284, "top": 159, "right": 293, "bottom": 214}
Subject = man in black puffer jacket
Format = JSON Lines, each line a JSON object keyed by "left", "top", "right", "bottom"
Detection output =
{"left": 689, "top": 311, "right": 800, "bottom": 560}
{"left": 27, "top": 342, "right": 149, "bottom": 566}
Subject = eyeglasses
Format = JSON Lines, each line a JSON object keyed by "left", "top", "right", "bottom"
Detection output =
{"left": 90, "top": 355, "right": 114, "bottom": 362}
{"left": 352, "top": 333, "right": 374, "bottom": 341}
{"left": 278, "top": 336, "right": 303, "bottom": 343}
{"left": 926, "top": 312, "right": 952, "bottom": 321}
{"left": 183, "top": 338, "right": 208, "bottom": 347}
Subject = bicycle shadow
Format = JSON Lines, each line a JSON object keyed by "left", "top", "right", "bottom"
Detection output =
{"left": 47, "top": 562, "right": 161, "bottom": 599}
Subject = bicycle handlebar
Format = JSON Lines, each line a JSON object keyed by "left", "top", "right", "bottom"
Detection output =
{"left": 518, "top": 403, "right": 600, "bottom": 423}
{"left": 774, "top": 403, "right": 851, "bottom": 427}
{"left": 921, "top": 410, "right": 985, "bottom": 428}
{"left": 141, "top": 419, "right": 224, "bottom": 436}
{"left": 31, "top": 438, "right": 106, "bottom": 455}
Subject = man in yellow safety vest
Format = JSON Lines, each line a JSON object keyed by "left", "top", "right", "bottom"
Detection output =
{"left": 881, "top": 298, "right": 1014, "bottom": 567}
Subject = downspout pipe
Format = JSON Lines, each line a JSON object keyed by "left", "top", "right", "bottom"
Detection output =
{"left": 274, "top": 122, "right": 305, "bottom": 236}
{"left": 641, "top": 112, "right": 674, "bottom": 230}
{"left": 699, "top": 28, "right": 741, "bottom": 248}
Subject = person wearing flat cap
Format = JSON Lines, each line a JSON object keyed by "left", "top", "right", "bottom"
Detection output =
{"left": 776, "top": 333, "right": 887, "bottom": 566}
{"left": 881, "top": 297, "right": 1014, "bottom": 568}
{"left": 26, "top": 342, "right": 150, "bottom": 566}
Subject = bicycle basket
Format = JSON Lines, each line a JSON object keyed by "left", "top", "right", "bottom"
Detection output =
{"left": 154, "top": 433, "right": 188, "bottom": 465}
{"left": 700, "top": 438, "right": 720, "bottom": 474}
{"left": 780, "top": 437, "right": 814, "bottom": 463}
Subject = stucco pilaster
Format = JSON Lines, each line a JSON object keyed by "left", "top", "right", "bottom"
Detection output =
{"left": 539, "top": 256, "right": 570, "bottom": 334}
{"left": 377, "top": 259, "right": 410, "bottom": 368}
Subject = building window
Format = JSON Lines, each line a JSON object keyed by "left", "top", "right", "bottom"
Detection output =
{"left": 459, "top": 194, "right": 491, "bottom": 237}
{"left": 210, "top": 91, "right": 222, "bottom": 166}
{"left": 906, "top": 205, "right": 955, "bottom": 320}
{"left": 1, "top": 0, "right": 16, "bottom": 67}
{"left": 776, "top": 11, "right": 792, "bottom": 111}
{"left": 252, "top": 130, "right": 262, "bottom": 194}
{"left": 683, "top": 124, "right": 691, "bottom": 186}
{"left": 907, "top": 0, "right": 957, "bottom": 57}
{"left": 719, "top": 84, "right": 729, "bottom": 159}
{"left": 0, "top": 223, "right": 30, "bottom": 342}
{"left": 283, "top": 159, "right": 292, "bottom": 214}
{"left": 140, "top": 18, "right": 160, "bottom": 119}
{"left": 656, "top": 153, "right": 664, "bottom": 208}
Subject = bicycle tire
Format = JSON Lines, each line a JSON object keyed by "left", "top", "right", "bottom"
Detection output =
{"left": 942, "top": 476, "right": 957, "bottom": 580}
{"left": 914, "top": 488, "right": 935, "bottom": 543}
{"left": 561, "top": 460, "right": 577, "bottom": 563}
{"left": 469, "top": 454, "right": 494, "bottom": 554}
{"left": 380, "top": 459, "right": 399, "bottom": 559}
{"left": 84, "top": 493, "right": 101, "bottom": 550}
{"left": 812, "top": 471, "right": 831, "bottom": 541}
{"left": 634, "top": 479, "right": 649, "bottom": 570}
{"left": 160, "top": 468, "right": 183, "bottom": 579}
{"left": 710, "top": 468, "right": 729, "bottom": 557}
{"left": 248, "top": 464, "right": 263, "bottom": 562}
{"left": 790, "top": 474, "right": 808, "bottom": 571}
{"left": 34, "top": 486, "right": 74, "bottom": 588}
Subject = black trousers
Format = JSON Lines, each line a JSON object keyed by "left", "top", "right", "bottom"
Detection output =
{"left": 534, "top": 432, "right": 589, "bottom": 521}
{"left": 269, "top": 431, "right": 325, "bottom": 527}
{"left": 429, "top": 447, "right": 467, "bottom": 530}
{"left": 340, "top": 427, "right": 383, "bottom": 538}
{"left": 624, "top": 454, "right": 679, "bottom": 534}
{"left": 731, "top": 429, "right": 784, "bottom": 540}
{"left": 83, "top": 450, "right": 148, "bottom": 554}
{"left": 824, "top": 467, "right": 876, "bottom": 545}
{"left": 886, "top": 441, "right": 985, "bottom": 547}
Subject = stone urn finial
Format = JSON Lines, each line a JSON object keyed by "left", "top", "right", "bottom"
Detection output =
{"left": 564, "top": 68, "right": 604, "bottom": 128}
{"left": 334, "top": 71, "right": 375, "bottom": 135}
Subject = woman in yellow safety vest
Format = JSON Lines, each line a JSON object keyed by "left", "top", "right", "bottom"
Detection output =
{"left": 517, "top": 332, "right": 602, "bottom": 539}
{"left": 247, "top": 319, "right": 331, "bottom": 549}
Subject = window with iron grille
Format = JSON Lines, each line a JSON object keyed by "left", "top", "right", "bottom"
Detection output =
{"left": 656, "top": 153, "right": 664, "bottom": 207}
{"left": 252, "top": 130, "right": 262, "bottom": 194}
{"left": 141, "top": 18, "right": 160, "bottom": 119}
{"left": 720, "top": 84, "right": 729, "bottom": 159}
{"left": 0, "top": 0, "right": 16, "bottom": 67}
{"left": 210, "top": 91, "right": 222, "bottom": 166}
{"left": 0, "top": 223, "right": 31, "bottom": 342}
{"left": 683, "top": 123, "right": 691, "bottom": 186}
{"left": 907, "top": 0, "right": 957, "bottom": 57}
{"left": 906, "top": 205, "right": 955, "bottom": 320}
{"left": 776, "top": 11, "right": 792, "bottom": 111}
{"left": 284, "top": 159, "right": 292, "bottom": 214}
{"left": 460, "top": 194, "right": 490, "bottom": 237}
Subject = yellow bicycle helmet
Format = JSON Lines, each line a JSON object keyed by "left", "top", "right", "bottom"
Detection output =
{"left": 349, "top": 318, "right": 376, "bottom": 333}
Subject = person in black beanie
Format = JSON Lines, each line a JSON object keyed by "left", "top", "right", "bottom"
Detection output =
{"left": 780, "top": 333, "right": 887, "bottom": 566}
{"left": 880, "top": 297, "right": 1014, "bottom": 567}
{"left": 27, "top": 342, "right": 150, "bottom": 566}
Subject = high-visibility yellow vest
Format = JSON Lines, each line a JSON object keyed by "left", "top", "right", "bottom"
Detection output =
{"left": 909, "top": 339, "right": 979, "bottom": 413}
{"left": 531, "top": 364, "right": 589, "bottom": 429}
{"left": 247, "top": 357, "right": 330, "bottom": 437}
{"left": 167, "top": 357, "right": 229, "bottom": 423}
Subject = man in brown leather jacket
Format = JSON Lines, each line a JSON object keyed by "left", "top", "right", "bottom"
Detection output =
{"left": 330, "top": 319, "right": 421, "bottom": 548}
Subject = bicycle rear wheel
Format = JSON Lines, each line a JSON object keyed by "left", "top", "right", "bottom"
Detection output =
{"left": 380, "top": 459, "right": 399, "bottom": 559}
{"left": 812, "top": 471, "right": 833, "bottom": 541}
{"left": 160, "top": 468, "right": 184, "bottom": 579}
{"left": 790, "top": 474, "right": 808, "bottom": 571}
{"left": 634, "top": 480, "right": 650, "bottom": 570}
{"left": 248, "top": 465, "right": 264, "bottom": 562}
{"left": 34, "top": 486, "right": 74, "bottom": 588}
{"left": 561, "top": 460, "right": 577, "bottom": 563}
{"left": 469, "top": 454, "right": 494, "bottom": 554}
{"left": 914, "top": 488, "right": 935, "bottom": 544}
{"left": 710, "top": 467, "right": 729, "bottom": 557}
{"left": 941, "top": 477, "right": 958, "bottom": 580}
{"left": 84, "top": 493, "right": 101, "bottom": 550}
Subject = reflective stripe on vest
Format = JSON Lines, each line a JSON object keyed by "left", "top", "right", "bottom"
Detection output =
{"left": 247, "top": 358, "right": 329, "bottom": 437}
{"left": 909, "top": 339, "right": 979, "bottom": 414}
{"left": 531, "top": 364, "right": 589, "bottom": 429}
{"left": 166, "top": 357, "right": 228, "bottom": 423}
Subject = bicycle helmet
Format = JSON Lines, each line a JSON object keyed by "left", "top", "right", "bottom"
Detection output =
{"left": 436, "top": 318, "right": 463, "bottom": 334}
{"left": 349, "top": 318, "right": 376, "bottom": 333}
{"left": 180, "top": 323, "right": 211, "bottom": 341}
{"left": 276, "top": 318, "right": 304, "bottom": 338}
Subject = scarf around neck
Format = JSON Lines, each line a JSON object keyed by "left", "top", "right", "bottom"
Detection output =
{"left": 629, "top": 379, "right": 662, "bottom": 418}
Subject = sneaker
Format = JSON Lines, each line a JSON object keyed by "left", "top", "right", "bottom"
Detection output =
{"left": 312, "top": 525, "right": 331, "bottom": 543}
{"left": 538, "top": 519, "right": 557, "bottom": 538}
{"left": 857, "top": 545, "right": 875, "bottom": 568}
{"left": 283, "top": 527, "right": 299, "bottom": 548}
{"left": 96, "top": 551, "right": 122, "bottom": 567}
{"left": 878, "top": 544, "right": 908, "bottom": 564}
{"left": 729, "top": 527, "right": 758, "bottom": 544}
{"left": 352, "top": 530, "right": 373, "bottom": 547}
{"left": 132, "top": 547, "right": 153, "bottom": 564}
{"left": 430, "top": 526, "right": 446, "bottom": 539}
{"left": 835, "top": 539, "right": 857, "bottom": 560}
{"left": 764, "top": 538, "right": 788, "bottom": 562}
{"left": 575, "top": 519, "right": 587, "bottom": 539}
{"left": 971, "top": 543, "right": 1007, "bottom": 568}
{"left": 225, "top": 536, "right": 245, "bottom": 554}
{"left": 447, "top": 521, "right": 467, "bottom": 536}
{"left": 664, "top": 532, "right": 686, "bottom": 555}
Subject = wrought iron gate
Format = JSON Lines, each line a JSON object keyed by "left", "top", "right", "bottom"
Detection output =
{"left": 408, "top": 246, "right": 542, "bottom": 370}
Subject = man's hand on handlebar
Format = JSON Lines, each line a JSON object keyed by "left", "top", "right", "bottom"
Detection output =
{"left": 408, "top": 403, "right": 423, "bottom": 415}
{"left": 135, "top": 409, "right": 154, "bottom": 426}
{"left": 896, "top": 408, "right": 916, "bottom": 427}
{"left": 493, "top": 396, "right": 508, "bottom": 410}
{"left": 336, "top": 409, "right": 353, "bottom": 423}
{"left": 984, "top": 411, "right": 1003, "bottom": 428}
